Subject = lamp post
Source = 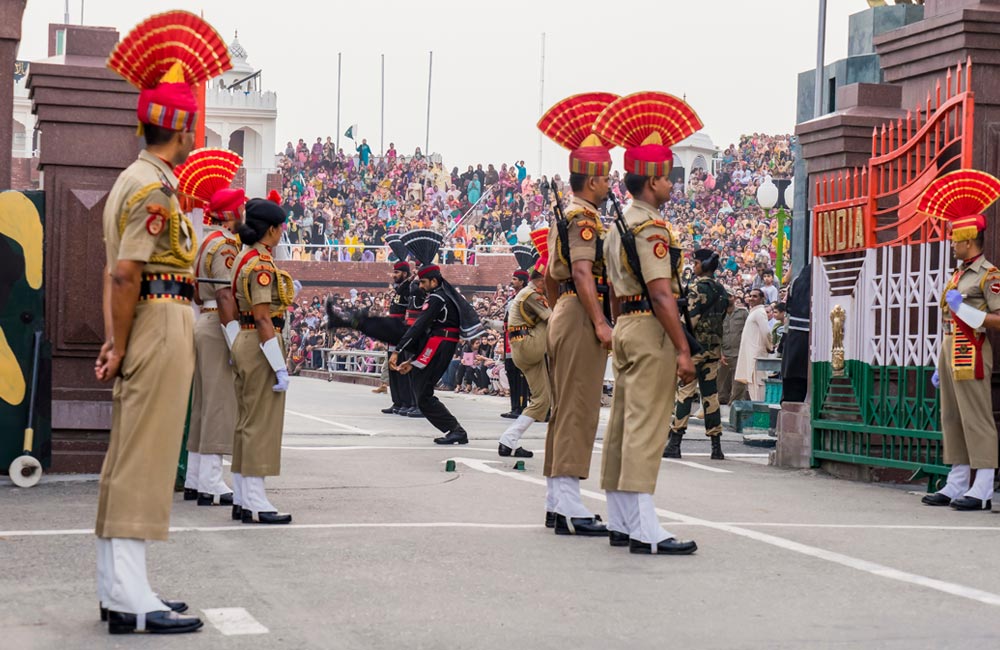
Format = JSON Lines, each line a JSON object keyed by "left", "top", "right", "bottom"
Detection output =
{"left": 757, "top": 178, "right": 795, "bottom": 285}
{"left": 757, "top": 179, "right": 779, "bottom": 278}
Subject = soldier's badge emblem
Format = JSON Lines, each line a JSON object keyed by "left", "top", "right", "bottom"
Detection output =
{"left": 145, "top": 213, "right": 166, "bottom": 236}
{"left": 580, "top": 227, "right": 594, "bottom": 241}
{"left": 257, "top": 271, "right": 272, "bottom": 287}
{"left": 991, "top": 282, "right": 1000, "bottom": 295}
{"left": 653, "top": 241, "right": 668, "bottom": 259}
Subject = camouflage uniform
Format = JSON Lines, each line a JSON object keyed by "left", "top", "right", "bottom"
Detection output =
{"left": 669, "top": 276, "right": 728, "bottom": 440}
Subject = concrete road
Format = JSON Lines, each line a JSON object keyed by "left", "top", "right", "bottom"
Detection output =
{"left": 3, "top": 377, "right": 1000, "bottom": 650}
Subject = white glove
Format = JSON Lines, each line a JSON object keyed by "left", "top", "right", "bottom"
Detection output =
{"left": 221, "top": 320, "right": 240, "bottom": 350}
{"left": 954, "top": 302, "right": 987, "bottom": 329}
{"left": 272, "top": 368, "right": 290, "bottom": 392}
{"left": 293, "top": 280, "right": 303, "bottom": 298}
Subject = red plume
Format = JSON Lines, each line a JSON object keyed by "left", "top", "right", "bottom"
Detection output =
{"left": 268, "top": 190, "right": 282, "bottom": 205}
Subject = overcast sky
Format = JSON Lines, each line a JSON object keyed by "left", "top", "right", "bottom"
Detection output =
{"left": 18, "top": 0, "right": 869, "bottom": 176}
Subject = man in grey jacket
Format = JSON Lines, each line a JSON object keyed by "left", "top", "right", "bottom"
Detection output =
{"left": 719, "top": 295, "right": 749, "bottom": 404}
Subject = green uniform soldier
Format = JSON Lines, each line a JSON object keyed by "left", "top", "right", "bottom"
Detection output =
{"left": 595, "top": 91, "right": 701, "bottom": 555}
{"left": 919, "top": 170, "right": 1000, "bottom": 511}
{"left": 665, "top": 249, "right": 729, "bottom": 460}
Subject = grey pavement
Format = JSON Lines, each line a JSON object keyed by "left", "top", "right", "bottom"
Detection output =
{"left": 3, "top": 377, "right": 1000, "bottom": 649}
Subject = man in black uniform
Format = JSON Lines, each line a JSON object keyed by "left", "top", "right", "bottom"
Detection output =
{"left": 781, "top": 263, "right": 811, "bottom": 403}
{"left": 391, "top": 229, "right": 484, "bottom": 444}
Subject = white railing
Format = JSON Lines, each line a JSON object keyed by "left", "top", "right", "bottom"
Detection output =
{"left": 274, "top": 243, "right": 505, "bottom": 264}
{"left": 319, "top": 348, "right": 387, "bottom": 379}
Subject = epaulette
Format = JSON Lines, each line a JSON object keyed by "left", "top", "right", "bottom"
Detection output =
{"left": 259, "top": 253, "right": 273, "bottom": 262}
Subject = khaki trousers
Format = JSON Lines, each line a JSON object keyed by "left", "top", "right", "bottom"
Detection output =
{"left": 511, "top": 323, "right": 550, "bottom": 422}
{"left": 601, "top": 314, "right": 677, "bottom": 494}
{"left": 544, "top": 295, "right": 606, "bottom": 479}
{"left": 939, "top": 335, "right": 999, "bottom": 469}
{"left": 95, "top": 302, "right": 194, "bottom": 541}
{"left": 232, "top": 331, "right": 286, "bottom": 477}
{"left": 188, "top": 310, "right": 237, "bottom": 455}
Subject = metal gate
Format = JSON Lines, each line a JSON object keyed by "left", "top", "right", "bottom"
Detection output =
{"left": 810, "top": 60, "right": 974, "bottom": 484}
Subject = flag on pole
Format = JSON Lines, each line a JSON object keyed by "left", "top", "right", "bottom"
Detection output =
{"left": 345, "top": 124, "right": 358, "bottom": 140}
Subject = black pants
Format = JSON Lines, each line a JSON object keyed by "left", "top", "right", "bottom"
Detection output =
{"left": 505, "top": 357, "right": 526, "bottom": 413}
{"left": 388, "top": 365, "right": 414, "bottom": 409}
{"left": 411, "top": 340, "right": 464, "bottom": 435}
{"left": 358, "top": 316, "right": 407, "bottom": 346}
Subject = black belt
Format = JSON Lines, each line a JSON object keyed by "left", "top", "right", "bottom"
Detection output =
{"left": 139, "top": 274, "right": 195, "bottom": 303}
{"left": 239, "top": 313, "right": 286, "bottom": 330}
{"left": 620, "top": 298, "right": 653, "bottom": 315}
{"left": 428, "top": 327, "right": 460, "bottom": 339}
{"left": 558, "top": 280, "right": 607, "bottom": 297}
{"left": 509, "top": 326, "right": 532, "bottom": 340}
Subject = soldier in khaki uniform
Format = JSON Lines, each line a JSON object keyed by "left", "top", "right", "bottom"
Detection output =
{"left": 537, "top": 92, "right": 619, "bottom": 536}
{"left": 498, "top": 234, "right": 552, "bottom": 458}
{"left": 664, "top": 249, "right": 729, "bottom": 460}
{"left": 93, "top": 11, "right": 231, "bottom": 634}
{"left": 919, "top": 170, "right": 1000, "bottom": 511}
{"left": 230, "top": 194, "right": 295, "bottom": 524}
{"left": 175, "top": 150, "right": 246, "bottom": 507}
{"left": 595, "top": 91, "right": 699, "bottom": 555}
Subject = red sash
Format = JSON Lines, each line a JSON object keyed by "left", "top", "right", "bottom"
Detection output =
{"left": 195, "top": 230, "right": 226, "bottom": 278}
{"left": 412, "top": 328, "right": 459, "bottom": 369}
{"left": 231, "top": 249, "right": 261, "bottom": 296}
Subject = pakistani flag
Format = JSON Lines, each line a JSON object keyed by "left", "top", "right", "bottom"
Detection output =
{"left": 344, "top": 124, "right": 359, "bottom": 140}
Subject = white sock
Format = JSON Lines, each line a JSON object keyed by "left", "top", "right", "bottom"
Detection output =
{"left": 545, "top": 478, "right": 557, "bottom": 513}
{"left": 198, "top": 454, "right": 232, "bottom": 497}
{"left": 631, "top": 493, "right": 673, "bottom": 547}
{"left": 554, "top": 476, "right": 594, "bottom": 518}
{"left": 605, "top": 491, "right": 636, "bottom": 535}
{"left": 183, "top": 452, "right": 202, "bottom": 491}
{"left": 966, "top": 468, "right": 996, "bottom": 501}
{"left": 499, "top": 415, "right": 535, "bottom": 449}
{"left": 105, "top": 539, "right": 168, "bottom": 615}
{"left": 939, "top": 464, "right": 971, "bottom": 499}
{"left": 96, "top": 537, "right": 113, "bottom": 605}
{"left": 243, "top": 476, "right": 277, "bottom": 514}
{"left": 232, "top": 473, "right": 244, "bottom": 507}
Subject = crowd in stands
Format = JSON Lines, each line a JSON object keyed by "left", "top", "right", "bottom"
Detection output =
{"left": 278, "top": 132, "right": 796, "bottom": 375}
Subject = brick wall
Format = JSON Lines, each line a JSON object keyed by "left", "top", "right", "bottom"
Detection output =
{"left": 283, "top": 253, "right": 517, "bottom": 302}
{"left": 9, "top": 157, "right": 39, "bottom": 190}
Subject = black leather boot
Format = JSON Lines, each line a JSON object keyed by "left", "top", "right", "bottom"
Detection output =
{"left": 710, "top": 435, "right": 725, "bottom": 460}
{"left": 663, "top": 432, "right": 683, "bottom": 458}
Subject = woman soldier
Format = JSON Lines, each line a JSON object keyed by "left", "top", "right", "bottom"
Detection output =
{"left": 230, "top": 193, "right": 295, "bottom": 524}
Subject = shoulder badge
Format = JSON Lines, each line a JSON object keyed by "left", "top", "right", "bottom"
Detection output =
{"left": 991, "top": 282, "right": 1000, "bottom": 295}
{"left": 256, "top": 271, "right": 272, "bottom": 287}
{"left": 145, "top": 205, "right": 168, "bottom": 236}
{"left": 653, "top": 241, "right": 668, "bottom": 259}
{"left": 646, "top": 233, "right": 670, "bottom": 245}
{"left": 581, "top": 227, "right": 594, "bottom": 241}
{"left": 259, "top": 253, "right": 273, "bottom": 262}
{"left": 223, "top": 250, "right": 236, "bottom": 269}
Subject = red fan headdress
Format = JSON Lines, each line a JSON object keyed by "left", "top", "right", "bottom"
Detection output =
{"left": 530, "top": 227, "right": 549, "bottom": 275}
{"left": 537, "top": 93, "right": 618, "bottom": 176}
{"left": 174, "top": 148, "right": 245, "bottom": 224}
{"left": 108, "top": 11, "right": 232, "bottom": 134}
{"left": 594, "top": 92, "right": 703, "bottom": 177}
{"left": 918, "top": 170, "right": 1000, "bottom": 242}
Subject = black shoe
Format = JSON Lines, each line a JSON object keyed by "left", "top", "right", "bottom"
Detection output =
{"left": 663, "top": 432, "right": 683, "bottom": 459}
{"left": 629, "top": 537, "right": 698, "bottom": 555}
{"left": 498, "top": 443, "right": 512, "bottom": 457}
{"left": 921, "top": 492, "right": 952, "bottom": 507}
{"left": 107, "top": 609, "right": 203, "bottom": 634}
{"left": 325, "top": 298, "right": 355, "bottom": 329}
{"left": 710, "top": 435, "right": 725, "bottom": 461}
{"left": 397, "top": 407, "right": 412, "bottom": 416}
{"left": 407, "top": 408, "right": 424, "bottom": 418}
{"left": 500, "top": 411, "right": 518, "bottom": 419}
{"left": 183, "top": 488, "right": 198, "bottom": 501}
{"left": 554, "top": 514, "right": 609, "bottom": 537}
{"left": 101, "top": 599, "right": 187, "bottom": 622}
{"left": 231, "top": 504, "right": 243, "bottom": 521}
{"left": 381, "top": 406, "right": 397, "bottom": 414}
{"left": 197, "top": 492, "right": 234, "bottom": 507}
{"left": 950, "top": 496, "right": 992, "bottom": 511}
{"left": 434, "top": 430, "right": 469, "bottom": 445}
{"left": 513, "top": 447, "right": 534, "bottom": 458}
{"left": 609, "top": 531, "right": 631, "bottom": 547}
{"left": 242, "top": 510, "right": 293, "bottom": 524}
{"left": 545, "top": 511, "right": 556, "bottom": 528}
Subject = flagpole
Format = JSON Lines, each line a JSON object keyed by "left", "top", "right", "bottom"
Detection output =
{"left": 425, "top": 51, "right": 433, "bottom": 155}
{"left": 336, "top": 52, "right": 342, "bottom": 151}
{"left": 380, "top": 53, "right": 385, "bottom": 156}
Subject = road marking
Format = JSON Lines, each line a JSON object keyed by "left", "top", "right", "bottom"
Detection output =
{"left": 0, "top": 522, "right": 542, "bottom": 538}
{"left": 201, "top": 608, "right": 269, "bottom": 636}
{"left": 662, "top": 459, "right": 732, "bottom": 474}
{"left": 286, "top": 410, "right": 376, "bottom": 436}
{"left": 282, "top": 445, "right": 503, "bottom": 452}
{"left": 448, "top": 457, "right": 1000, "bottom": 608}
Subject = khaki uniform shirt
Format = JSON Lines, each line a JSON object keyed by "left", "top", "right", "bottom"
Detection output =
{"left": 232, "top": 242, "right": 295, "bottom": 315}
{"left": 547, "top": 195, "right": 605, "bottom": 282}
{"left": 195, "top": 224, "right": 240, "bottom": 301}
{"left": 508, "top": 285, "right": 551, "bottom": 330}
{"left": 604, "top": 200, "right": 679, "bottom": 298}
{"left": 103, "top": 150, "right": 196, "bottom": 275}
{"left": 942, "top": 255, "right": 1000, "bottom": 325}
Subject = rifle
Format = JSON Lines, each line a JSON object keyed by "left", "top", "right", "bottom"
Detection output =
{"left": 607, "top": 194, "right": 702, "bottom": 356}
{"left": 551, "top": 190, "right": 612, "bottom": 322}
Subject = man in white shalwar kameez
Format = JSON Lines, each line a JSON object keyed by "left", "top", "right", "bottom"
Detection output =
{"left": 734, "top": 288, "right": 773, "bottom": 400}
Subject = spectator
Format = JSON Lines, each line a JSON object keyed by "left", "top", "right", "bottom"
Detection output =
{"left": 356, "top": 138, "right": 372, "bottom": 165}
{"left": 734, "top": 288, "right": 773, "bottom": 401}
{"left": 719, "top": 295, "right": 749, "bottom": 404}
{"left": 760, "top": 269, "right": 779, "bottom": 304}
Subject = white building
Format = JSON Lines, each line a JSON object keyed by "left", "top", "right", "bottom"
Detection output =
{"left": 10, "top": 32, "right": 278, "bottom": 197}
{"left": 671, "top": 131, "right": 719, "bottom": 186}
